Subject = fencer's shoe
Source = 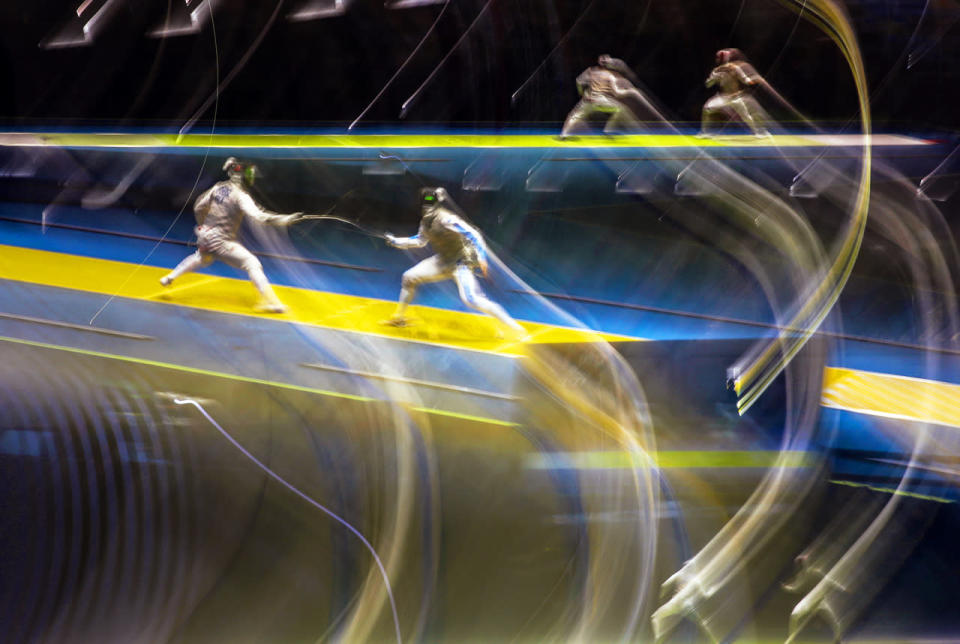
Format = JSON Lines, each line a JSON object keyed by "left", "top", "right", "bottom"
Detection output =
{"left": 380, "top": 316, "right": 411, "bottom": 328}
{"left": 255, "top": 300, "right": 287, "bottom": 314}
{"left": 159, "top": 276, "right": 173, "bottom": 287}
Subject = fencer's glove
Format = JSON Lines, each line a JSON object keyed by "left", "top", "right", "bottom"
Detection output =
{"left": 384, "top": 233, "right": 399, "bottom": 247}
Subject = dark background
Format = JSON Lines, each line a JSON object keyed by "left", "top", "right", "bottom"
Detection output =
{"left": 0, "top": 0, "right": 957, "bottom": 131}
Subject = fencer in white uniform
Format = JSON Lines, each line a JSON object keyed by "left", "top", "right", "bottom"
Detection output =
{"left": 384, "top": 187, "right": 524, "bottom": 336}
{"left": 160, "top": 158, "right": 303, "bottom": 313}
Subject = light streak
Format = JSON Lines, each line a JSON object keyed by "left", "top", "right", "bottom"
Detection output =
{"left": 399, "top": 0, "right": 495, "bottom": 119}
{"left": 173, "top": 397, "right": 402, "bottom": 644}
{"left": 348, "top": 0, "right": 448, "bottom": 130}
{"left": 288, "top": 0, "right": 352, "bottom": 22}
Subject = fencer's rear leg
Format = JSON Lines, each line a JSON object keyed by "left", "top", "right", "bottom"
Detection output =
{"left": 161, "top": 251, "right": 212, "bottom": 286}
{"left": 603, "top": 105, "right": 641, "bottom": 134}
{"left": 454, "top": 265, "right": 525, "bottom": 338}
{"left": 731, "top": 98, "right": 770, "bottom": 138}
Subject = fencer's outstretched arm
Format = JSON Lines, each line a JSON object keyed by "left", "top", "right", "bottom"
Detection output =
{"left": 386, "top": 217, "right": 430, "bottom": 249}
{"left": 385, "top": 233, "right": 427, "bottom": 249}
{"left": 734, "top": 62, "right": 761, "bottom": 85}
{"left": 610, "top": 77, "right": 638, "bottom": 98}
{"left": 234, "top": 190, "right": 301, "bottom": 227}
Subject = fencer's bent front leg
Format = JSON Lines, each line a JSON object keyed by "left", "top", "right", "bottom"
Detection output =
{"left": 239, "top": 255, "right": 279, "bottom": 302}
{"left": 219, "top": 241, "right": 281, "bottom": 302}
{"left": 246, "top": 263, "right": 277, "bottom": 300}
{"left": 396, "top": 273, "right": 418, "bottom": 316}
{"left": 394, "top": 256, "right": 450, "bottom": 317}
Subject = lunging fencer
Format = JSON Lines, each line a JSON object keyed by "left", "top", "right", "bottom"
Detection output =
{"left": 699, "top": 48, "right": 770, "bottom": 138}
{"left": 160, "top": 157, "right": 304, "bottom": 313}
{"left": 383, "top": 187, "right": 525, "bottom": 337}
{"left": 561, "top": 55, "right": 653, "bottom": 137}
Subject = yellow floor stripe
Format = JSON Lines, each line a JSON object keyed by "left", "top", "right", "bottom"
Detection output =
{"left": 0, "top": 244, "right": 636, "bottom": 355}
{"left": 10, "top": 247, "right": 959, "bottom": 433}
{"left": 822, "top": 366, "right": 960, "bottom": 428}
{"left": 0, "top": 132, "right": 932, "bottom": 150}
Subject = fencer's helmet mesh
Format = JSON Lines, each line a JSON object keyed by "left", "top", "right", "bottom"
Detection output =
{"left": 419, "top": 186, "right": 467, "bottom": 219}
{"left": 420, "top": 187, "right": 444, "bottom": 204}
{"left": 223, "top": 157, "right": 256, "bottom": 185}
{"left": 716, "top": 48, "right": 745, "bottom": 64}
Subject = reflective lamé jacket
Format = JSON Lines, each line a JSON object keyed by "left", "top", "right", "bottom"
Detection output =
{"left": 192, "top": 180, "right": 295, "bottom": 250}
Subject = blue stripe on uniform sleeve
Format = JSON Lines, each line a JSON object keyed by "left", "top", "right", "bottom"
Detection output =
{"left": 449, "top": 221, "right": 486, "bottom": 263}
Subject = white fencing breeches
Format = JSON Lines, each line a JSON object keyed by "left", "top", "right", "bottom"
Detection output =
{"left": 165, "top": 241, "right": 276, "bottom": 299}
{"left": 397, "top": 255, "right": 522, "bottom": 331}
